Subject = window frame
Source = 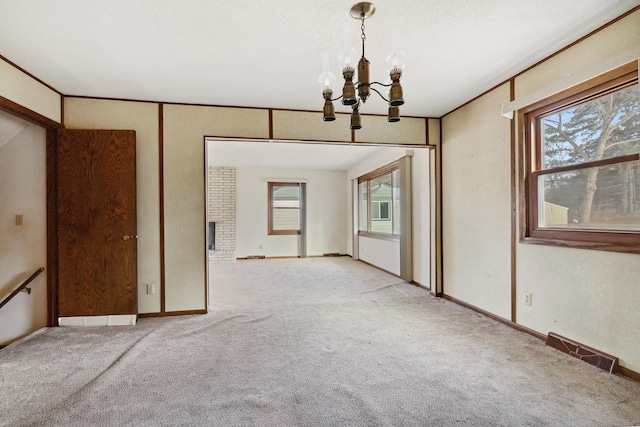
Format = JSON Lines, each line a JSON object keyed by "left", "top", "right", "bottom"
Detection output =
{"left": 520, "top": 61, "right": 640, "bottom": 254}
{"left": 268, "top": 182, "right": 301, "bottom": 236}
{"left": 358, "top": 161, "right": 400, "bottom": 242}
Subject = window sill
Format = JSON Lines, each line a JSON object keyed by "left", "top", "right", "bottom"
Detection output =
{"left": 268, "top": 230, "right": 301, "bottom": 236}
{"left": 520, "top": 234, "right": 640, "bottom": 255}
{"left": 358, "top": 231, "right": 400, "bottom": 243}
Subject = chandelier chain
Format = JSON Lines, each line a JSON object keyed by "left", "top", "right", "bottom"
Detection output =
{"left": 360, "top": 15, "right": 366, "bottom": 57}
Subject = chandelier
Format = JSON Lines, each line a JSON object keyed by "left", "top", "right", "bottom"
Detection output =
{"left": 320, "top": 2, "right": 405, "bottom": 130}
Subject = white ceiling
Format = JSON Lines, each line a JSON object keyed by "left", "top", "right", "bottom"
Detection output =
{"left": 1, "top": 1, "right": 638, "bottom": 118}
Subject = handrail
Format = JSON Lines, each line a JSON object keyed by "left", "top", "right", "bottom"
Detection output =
{"left": 0, "top": 267, "right": 45, "bottom": 311}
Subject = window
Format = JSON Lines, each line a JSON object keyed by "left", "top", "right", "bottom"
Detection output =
{"left": 372, "top": 201, "right": 390, "bottom": 220}
{"left": 268, "top": 182, "right": 300, "bottom": 235}
{"left": 522, "top": 62, "right": 640, "bottom": 253}
{"left": 358, "top": 161, "right": 400, "bottom": 239}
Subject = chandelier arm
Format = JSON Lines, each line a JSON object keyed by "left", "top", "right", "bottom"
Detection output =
{"left": 330, "top": 94, "right": 344, "bottom": 102}
{"left": 370, "top": 81, "right": 392, "bottom": 87}
{"left": 369, "top": 87, "right": 390, "bottom": 103}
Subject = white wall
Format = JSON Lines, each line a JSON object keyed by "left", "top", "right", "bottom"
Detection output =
{"left": 411, "top": 149, "right": 431, "bottom": 287}
{"left": 236, "top": 167, "right": 348, "bottom": 258}
{"left": 358, "top": 236, "right": 401, "bottom": 276}
{"left": 347, "top": 147, "right": 431, "bottom": 283}
{"left": 0, "top": 112, "right": 47, "bottom": 345}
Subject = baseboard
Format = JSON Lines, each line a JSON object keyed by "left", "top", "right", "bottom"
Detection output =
{"left": 357, "top": 259, "right": 401, "bottom": 279}
{"left": 410, "top": 280, "right": 431, "bottom": 292}
{"left": 237, "top": 255, "right": 348, "bottom": 260}
{"left": 2, "top": 327, "right": 49, "bottom": 349}
{"left": 617, "top": 366, "right": 640, "bottom": 382}
{"left": 58, "top": 315, "right": 137, "bottom": 327}
{"left": 441, "top": 294, "right": 546, "bottom": 341}
{"left": 138, "top": 309, "right": 207, "bottom": 318}
{"left": 441, "top": 294, "right": 639, "bottom": 383}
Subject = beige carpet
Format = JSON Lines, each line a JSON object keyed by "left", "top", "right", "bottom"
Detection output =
{"left": 1, "top": 257, "right": 639, "bottom": 426}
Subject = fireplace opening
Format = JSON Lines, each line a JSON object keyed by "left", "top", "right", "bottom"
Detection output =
{"left": 208, "top": 221, "right": 215, "bottom": 250}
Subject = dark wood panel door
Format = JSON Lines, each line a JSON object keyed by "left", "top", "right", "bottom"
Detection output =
{"left": 57, "top": 129, "right": 137, "bottom": 317}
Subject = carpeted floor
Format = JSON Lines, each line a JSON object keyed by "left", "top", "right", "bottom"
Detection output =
{"left": 1, "top": 257, "right": 639, "bottom": 426}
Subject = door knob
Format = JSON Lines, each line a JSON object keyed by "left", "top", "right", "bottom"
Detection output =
{"left": 122, "top": 235, "right": 138, "bottom": 241}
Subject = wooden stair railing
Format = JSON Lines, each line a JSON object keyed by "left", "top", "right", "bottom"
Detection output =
{"left": 0, "top": 267, "right": 45, "bottom": 311}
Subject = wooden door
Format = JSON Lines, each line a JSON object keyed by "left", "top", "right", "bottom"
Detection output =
{"left": 57, "top": 129, "right": 137, "bottom": 317}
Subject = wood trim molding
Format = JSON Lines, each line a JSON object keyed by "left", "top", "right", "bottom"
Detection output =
{"left": 520, "top": 62, "right": 640, "bottom": 254}
{"left": 267, "top": 182, "right": 302, "bottom": 236}
{"left": 62, "top": 95, "right": 433, "bottom": 120}
{"left": 617, "top": 366, "right": 640, "bottom": 382}
{"left": 0, "top": 54, "right": 63, "bottom": 95}
{"left": 60, "top": 96, "right": 65, "bottom": 126}
{"left": 202, "top": 136, "right": 209, "bottom": 314}
{"left": 205, "top": 135, "right": 434, "bottom": 148}
{"left": 357, "top": 160, "right": 399, "bottom": 183}
{"left": 158, "top": 103, "right": 166, "bottom": 313}
{"left": 138, "top": 309, "right": 207, "bottom": 318}
{"left": 46, "top": 129, "right": 59, "bottom": 326}
{"left": 510, "top": 78, "right": 517, "bottom": 323}
{"left": 357, "top": 259, "right": 402, "bottom": 279}
{"left": 442, "top": 294, "right": 547, "bottom": 341}
{"left": 0, "top": 96, "right": 63, "bottom": 129}
{"left": 410, "top": 280, "right": 431, "bottom": 292}
{"left": 358, "top": 231, "right": 400, "bottom": 243}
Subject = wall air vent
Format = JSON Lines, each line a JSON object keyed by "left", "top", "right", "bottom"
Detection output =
{"left": 545, "top": 332, "right": 618, "bottom": 374}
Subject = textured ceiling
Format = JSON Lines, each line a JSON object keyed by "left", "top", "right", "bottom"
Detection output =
{"left": 0, "top": 1, "right": 638, "bottom": 118}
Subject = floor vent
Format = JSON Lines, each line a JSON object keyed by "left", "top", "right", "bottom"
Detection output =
{"left": 545, "top": 332, "right": 618, "bottom": 374}
{"left": 323, "top": 253, "right": 341, "bottom": 257}
{"left": 246, "top": 255, "right": 266, "bottom": 260}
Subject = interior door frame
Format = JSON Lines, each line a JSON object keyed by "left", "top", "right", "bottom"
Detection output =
{"left": 0, "top": 96, "right": 63, "bottom": 326}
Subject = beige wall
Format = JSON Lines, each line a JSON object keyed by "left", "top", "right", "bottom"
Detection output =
{"left": 513, "top": 10, "right": 640, "bottom": 371}
{"left": 0, "top": 113, "right": 47, "bottom": 345}
{"left": 0, "top": 60, "right": 61, "bottom": 123}
{"left": 64, "top": 98, "right": 161, "bottom": 314}
{"left": 442, "top": 83, "right": 512, "bottom": 319}
{"left": 442, "top": 10, "right": 640, "bottom": 371}
{"left": 163, "top": 105, "right": 269, "bottom": 311}
{"left": 60, "top": 99, "right": 428, "bottom": 315}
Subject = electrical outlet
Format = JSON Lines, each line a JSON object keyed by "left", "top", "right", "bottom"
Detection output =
{"left": 524, "top": 292, "right": 532, "bottom": 306}
{"left": 259, "top": 244, "right": 263, "bottom": 249}
{"left": 15, "top": 214, "right": 24, "bottom": 226}
{"left": 146, "top": 283, "right": 156, "bottom": 295}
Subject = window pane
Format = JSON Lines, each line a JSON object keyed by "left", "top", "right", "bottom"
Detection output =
{"left": 392, "top": 169, "right": 401, "bottom": 235}
{"left": 540, "top": 84, "right": 639, "bottom": 170}
{"left": 359, "top": 181, "right": 368, "bottom": 231}
{"left": 370, "top": 173, "right": 392, "bottom": 233}
{"left": 272, "top": 208, "right": 300, "bottom": 230}
{"left": 271, "top": 184, "right": 300, "bottom": 231}
{"left": 539, "top": 160, "right": 640, "bottom": 230}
